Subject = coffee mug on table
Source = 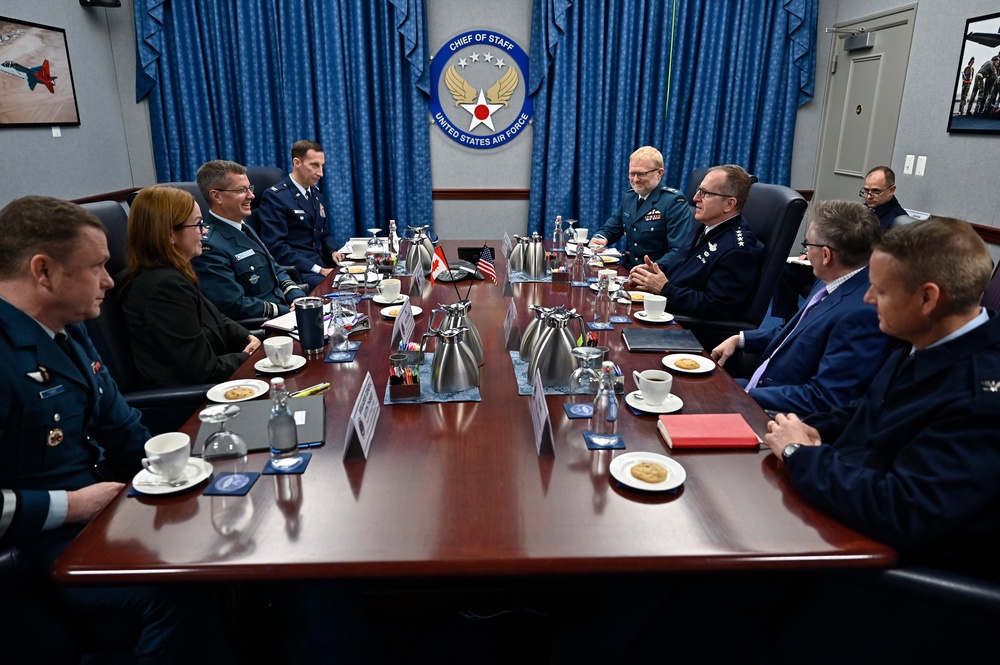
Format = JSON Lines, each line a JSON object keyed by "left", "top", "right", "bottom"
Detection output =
{"left": 575, "top": 227, "right": 589, "bottom": 243}
{"left": 350, "top": 239, "right": 368, "bottom": 256}
{"left": 631, "top": 369, "right": 673, "bottom": 406}
{"left": 643, "top": 294, "right": 668, "bottom": 318}
{"left": 264, "top": 336, "right": 294, "bottom": 367}
{"left": 378, "top": 278, "right": 401, "bottom": 301}
{"left": 141, "top": 432, "right": 191, "bottom": 481}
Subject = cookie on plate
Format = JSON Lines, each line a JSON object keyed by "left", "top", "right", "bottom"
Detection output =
{"left": 630, "top": 461, "right": 668, "bottom": 483}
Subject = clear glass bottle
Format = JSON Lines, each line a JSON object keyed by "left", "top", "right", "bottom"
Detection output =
{"left": 570, "top": 245, "right": 587, "bottom": 283}
{"left": 553, "top": 215, "right": 564, "bottom": 246}
{"left": 388, "top": 219, "right": 399, "bottom": 254}
{"left": 591, "top": 361, "right": 619, "bottom": 446}
{"left": 268, "top": 377, "right": 302, "bottom": 470}
{"left": 594, "top": 275, "right": 612, "bottom": 325}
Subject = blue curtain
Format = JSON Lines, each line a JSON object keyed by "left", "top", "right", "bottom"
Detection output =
{"left": 528, "top": 0, "right": 817, "bottom": 239}
{"left": 133, "top": 0, "right": 433, "bottom": 243}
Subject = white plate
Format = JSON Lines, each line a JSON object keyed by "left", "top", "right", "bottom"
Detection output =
{"left": 610, "top": 452, "right": 686, "bottom": 492}
{"left": 254, "top": 354, "right": 307, "bottom": 373}
{"left": 617, "top": 291, "right": 646, "bottom": 305}
{"left": 381, "top": 305, "right": 423, "bottom": 318}
{"left": 634, "top": 310, "right": 675, "bottom": 323}
{"left": 372, "top": 294, "right": 409, "bottom": 305}
{"left": 207, "top": 379, "right": 269, "bottom": 403}
{"left": 347, "top": 253, "right": 368, "bottom": 260}
{"left": 589, "top": 281, "right": 626, "bottom": 292}
{"left": 132, "top": 459, "right": 213, "bottom": 496}
{"left": 338, "top": 260, "right": 356, "bottom": 267}
{"left": 339, "top": 266, "right": 367, "bottom": 274}
{"left": 599, "top": 255, "right": 620, "bottom": 264}
{"left": 624, "top": 390, "right": 684, "bottom": 414}
{"left": 662, "top": 353, "right": 715, "bottom": 374}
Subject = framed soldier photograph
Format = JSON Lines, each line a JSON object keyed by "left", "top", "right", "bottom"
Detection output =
{"left": 947, "top": 11, "right": 1000, "bottom": 135}
{"left": 0, "top": 16, "right": 81, "bottom": 127}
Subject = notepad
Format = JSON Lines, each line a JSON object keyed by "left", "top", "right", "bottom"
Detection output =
{"left": 621, "top": 327, "right": 704, "bottom": 353}
{"left": 656, "top": 413, "right": 760, "bottom": 449}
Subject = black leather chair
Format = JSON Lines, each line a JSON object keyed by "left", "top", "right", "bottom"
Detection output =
{"left": 81, "top": 201, "right": 211, "bottom": 435}
{"left": 243, "top": 165, "right": 286, "bottom": 236}
{"left": 984, "top": 261, "right": 1000, "bottom": 312}
{"left": 672, "top": 178, "right": 807, "bottom": 349}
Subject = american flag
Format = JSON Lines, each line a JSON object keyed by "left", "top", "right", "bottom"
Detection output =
{"left": 477, "top": 244, "right": 498, "bottom": 284}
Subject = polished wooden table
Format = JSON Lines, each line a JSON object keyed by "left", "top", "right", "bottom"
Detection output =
{"left": 53, "top": 241, "right": 895, "bottom": 583}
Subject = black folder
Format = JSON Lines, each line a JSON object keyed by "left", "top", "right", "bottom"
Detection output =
{"left": 193, "top": 394, "right": 326, "bottom": 454}
{"left": 621, "top": 327, "right": 704, "bottom": 353}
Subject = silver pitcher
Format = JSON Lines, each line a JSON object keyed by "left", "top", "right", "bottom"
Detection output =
{"left": 420, "top": 326, "right": 480, "bottom": 393}
{"left": 524, "top": 232, "right": 547, "bottom": 279}
{"left": 508, "top": 234, "right": 530, "bottom": 273}
{"left": 526, "top": 309, "right": 586, "bottom": 387}
{"left": 428, "top": 300, "right": 484, "bottom": 366}
{"left": 519, "top": 304, "right": 554, "bottom": 361}
{"left": 403, "top": 225, "right": 435, "bottom": 275}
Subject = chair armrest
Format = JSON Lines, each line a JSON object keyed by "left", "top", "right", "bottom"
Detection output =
{"left": 122, "top": 385, "right": 213, "bottom": 409}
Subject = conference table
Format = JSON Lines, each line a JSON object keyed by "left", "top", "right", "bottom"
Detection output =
{"left": 53, "top": 240, "right": 896, "bottom": 584}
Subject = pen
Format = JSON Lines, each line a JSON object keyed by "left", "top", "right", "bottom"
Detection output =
{"left": 291, "top": 382, "right": 331, "bottom": 397}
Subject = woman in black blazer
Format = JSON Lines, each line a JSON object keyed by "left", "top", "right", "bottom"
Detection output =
{"left": 120, "top": 185, "right": 261, "bottom": 388}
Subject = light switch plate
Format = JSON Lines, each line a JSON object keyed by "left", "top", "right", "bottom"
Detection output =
{"left": 915, "top": 155, "right": 927, "bottom": 176}
{"left": 903, "top": 154, "right": 914, "bottom": 175}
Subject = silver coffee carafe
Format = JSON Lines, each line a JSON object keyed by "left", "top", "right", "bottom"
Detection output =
{"left": 508, "top": 234, "right": 530, "bottom": 273}
{"left": 519, "top": 304, "right": 555, "bottom": 361}
{"left": 526, "top": 309, "right": 586, "bottom": 387}
{"left": 403, "top": 225, "right": 435, "bottom": 275}
{"left": 523, "top": 233, "right": 547, "bottom": 279}
{"left": 428, "top": 300, "right": 484, "bottom": 366}
{"left": 420, "top": 326, "right": 480, "bottom": 393}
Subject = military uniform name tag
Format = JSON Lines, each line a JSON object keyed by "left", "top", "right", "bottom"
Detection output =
{"left": 39, "top": 385, "right": 65, "bottom": 399}
{"left": 236, "top": 249, "right": 256, "bottom": 260}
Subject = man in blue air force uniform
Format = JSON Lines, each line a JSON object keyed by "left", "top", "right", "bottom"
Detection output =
{"left": 257, "top": 140, "right": 346, "bottom": 290}
{"left": 590, "top": 145, "right": 694, "bottom": 268}
{"left": 711, "top": 200, "right": 893, "bottom": 415}
{"left": 192, "top": 160, "right": 307, "bottom": 320}
{"left": 0, "top": 196, "right": 232, "bottom": 663}
{"left": 628, "top": 164, "right": 761, "bottom": 319}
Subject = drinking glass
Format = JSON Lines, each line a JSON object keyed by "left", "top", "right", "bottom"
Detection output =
{"left": 569, "top": 347, "right": 604, "bottom": 394}
{"left": 199, "top": 404, "right": 248, "bottom": 476}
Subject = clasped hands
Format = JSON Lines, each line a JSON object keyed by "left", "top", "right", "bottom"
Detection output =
{"left": 627, "top": 255, "right": 668, "bottom": 293}
{"left": 764, "top": 413, "right": 822, "bottom": 459}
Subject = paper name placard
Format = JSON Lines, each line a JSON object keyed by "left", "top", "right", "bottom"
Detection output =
{"left": 410, "top": 265, "right": 426, "bottom": 295}
{"left": 530, "top": 369, "right": 555, "bottom": 456}
{"left": 390, "top": 299, "right": 415, "bottom": 351}
{"left": 504, "top": 298, "right": 521, "bottom": 350}
{"left": 502, "top": 232, "right": 512, "bottom": 259}
{"left": 502, "top": 260, "right": 514, "bottom": 296}
{"left": 343, "top": 372, "right": 381, "bottom": 460}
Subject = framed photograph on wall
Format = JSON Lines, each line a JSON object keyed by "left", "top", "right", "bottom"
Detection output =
{"left": 0, "top": 16, "right": 81, "bottom": 128}
{"left": 948, "top": 11, "right": 1000, "bottom": 135}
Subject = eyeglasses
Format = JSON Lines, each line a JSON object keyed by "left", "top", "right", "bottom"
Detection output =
{"left": 859, "top": 188, "right": 884, "bottom": 199}
{"left": 178, "top": 222, "right": 211, "bottom": 235}
{"left": 627, "top": 168, "right": 660, "bottom": 179}
{"left": 800, "top": 240, "right": 828, "bottom": 251}
{"left": 694, "top": 187, "right": 734, "bottom": 199}
{"left": 214, "top": 185, "right": 255, "bottom": 196}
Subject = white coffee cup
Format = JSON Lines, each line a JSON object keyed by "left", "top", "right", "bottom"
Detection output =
{"left": 350, "top": 239, "right": 368, "bottom": 256}
{"left": 378, "top": 278, "right": 401, "bottom": 301}
{"left": 632, "top": 369, "right": 673, "bottom": 406}
{"left": 598, "top": 268, "right": 617, "bottom": 281}
{"left": 643, "top": 294, "right": 668, "bottom": 318}
{"left": 264, "top": 336, "right": 294, "bottom": 368}
{"left": 575, "top": 227, "right": 589, "bottom": 243}
{"left": 141, "top": 432, "right": 191, "bottom": 481}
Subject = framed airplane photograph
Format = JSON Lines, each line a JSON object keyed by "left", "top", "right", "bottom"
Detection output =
{"left": 947, "top": 11, "right": 1000, "bottom": 135}
{"left": 0, "top": 16, "right": 81, "bottom": 128}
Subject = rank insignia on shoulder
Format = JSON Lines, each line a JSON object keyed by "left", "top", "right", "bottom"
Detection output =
{"left": 981, "top": 380, "right": 1000, "bottom": 393}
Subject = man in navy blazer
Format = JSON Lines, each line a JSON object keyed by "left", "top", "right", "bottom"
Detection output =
{"left": 628, "top": 164, "right": 761, "bottom": 319}
{"left": 766, "top": 217, "right": 1000, "bottom": 575}
{"left": 193, "top": 160, "right": 307, "bottom": 319}
{"left": 712, "top": 200, "right": 892, "bottom": 414}
{"left": 257, "top": 140, "right": 345, "bottom": 290}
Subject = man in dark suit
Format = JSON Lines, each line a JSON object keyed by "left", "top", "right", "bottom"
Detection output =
{"left": 257, "top": 140, "right": 346, "bottom": 290}
{"left": 590, "top": 145, "right": 694, "bottom": 268}
{"left": 0, "top": 196, "right": 232, "bottom": 662}
{"left": 192, "top": 160, "right": 307, "bottom": 319}
{"left": 627, "top": 164, "right": 761, "bottom": 319}
{"left": 711, "top": 200, "right": 892, "bottom": 415}
{"left": 766, "top": 217, "right": 1000, "bottom": 575}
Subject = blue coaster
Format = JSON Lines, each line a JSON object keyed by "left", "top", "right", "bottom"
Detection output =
{"left": 262, "top": 452, "right": 312, "bottom": 475}
{"left": 202, "top": 472, "right": 260, "bottom": 496}
{"left": 587, "top": 321, "right": 613, "bottom": 331}
{"left": 551, "top": 248, "right": 566, "bottom": 253}
{"left": 325, "top": 348, "right": 358, "bottom": 363}
{"left": 570, "top": 281, "right": 589, "bottom": 287}
{"left": 587, "top": 277, "right": 599, "bottom": 283}
{"left": 610, "top": 316, "right": 632, "bottom": 324}
{"left": 563, "top": 403, "right": 593, "bottom": 419}
{"left": 583, "top": 431, "right": 625, "bottom": 450}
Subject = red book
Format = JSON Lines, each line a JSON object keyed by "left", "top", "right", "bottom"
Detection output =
{"left": 656, "top": 414, "right": 761, "bottom": 449}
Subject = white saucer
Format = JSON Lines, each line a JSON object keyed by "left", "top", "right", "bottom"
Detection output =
{"left": 372, "top": 294, "right": 408, "bottom": 305}
{"left": 599, "top": 255, "right": 620, "bottom": 264}
{"left": 610, "top": 452, "right": 686, "bottom": 492}
{"left": 662, "top": 353, "right": 715, "bottom": 374}
{"left": 381, "top": 305, "right": 423, "bottom": 318}
{"left": 347, "top": 253, "right": 368, "bottom": 260}
{"left": 339, "top": 266, "right": 367, "bottom": 274}
{"left": 634, "top": 310, "right": 675, "bottom": 323}
{"left": 617, "top": 291, "right": 646, "bottom": 305}
{"left": 207, "top": 379, "right": 269, "bottom": 403}
{"left": 254, "top": 354, "right": 307, "bottom": 373}
{"left": 338, "top": 260, "right": 356, "bottom": 267}
{"left": 590, "top": 282, "right": 625, "bottom": 292}
{"left": 132, "top": 459, "right": 213, "bottom": 495}
{"left": 624, "top": 390, "right": 683, "bottom": 414}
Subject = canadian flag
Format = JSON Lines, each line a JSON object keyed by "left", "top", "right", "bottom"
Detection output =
{"left": 429, "top": 246, "right": 450, "bottom": 283}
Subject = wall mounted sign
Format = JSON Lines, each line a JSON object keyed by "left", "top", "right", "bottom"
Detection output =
{"left": 429, "top": 29, "right": 532, "bottom": 149}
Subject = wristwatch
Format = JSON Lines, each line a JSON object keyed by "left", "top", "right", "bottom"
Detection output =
{"left": 782, "top": 442, "right": 803, "bottom": 464}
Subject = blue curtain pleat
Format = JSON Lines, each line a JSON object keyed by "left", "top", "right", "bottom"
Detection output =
{"left": 529, "top": 0, "right": 817, "bottom": 240}
{"left": 135, "top": 0, "right": 433, "bottom": 243}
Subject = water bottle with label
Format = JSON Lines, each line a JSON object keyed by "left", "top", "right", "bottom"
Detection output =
{"left": 591, "top": 361, "right": 619, "bottom": 446}
{"left": 552, "top": 216, "right": 565, "bottom": 268}
{"left": 268, "top": 377, "right": 302, "bottom": 470}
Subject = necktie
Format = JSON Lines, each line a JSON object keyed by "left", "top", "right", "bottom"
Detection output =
{"left": 304, "top": 189, "right": 311, "bottom": 200}
{"left": 55, "top": 332, "right": 86, "bottom": 377}
{"left": 746, "top": 286, "right": 829, "bottom": 390}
